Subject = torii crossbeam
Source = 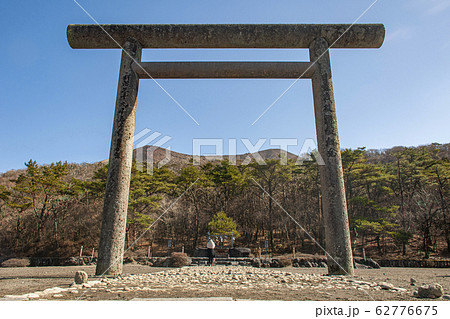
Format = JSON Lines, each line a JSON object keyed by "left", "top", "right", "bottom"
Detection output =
{"left": 67, "top": 24, "right": 385, "bottom": 276}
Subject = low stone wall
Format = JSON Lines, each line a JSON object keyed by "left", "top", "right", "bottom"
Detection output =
{"left": 28, "top": 257, "right": 95, "bottom": 267}
{"left": 376, "top": 259, "right": 450, "bottom": 268}
{"left": 3, "top": 256, "right": 449, "bottom": 269}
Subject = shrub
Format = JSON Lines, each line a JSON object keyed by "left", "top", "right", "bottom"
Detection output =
{"left": 277, "top": 256, "right": 292, "bottom": 267}
{"left": 1, "top": 258, "right": 30, "bottom": 267}
{"left": 170, "top": 252, "right": 191, "bottom": 267}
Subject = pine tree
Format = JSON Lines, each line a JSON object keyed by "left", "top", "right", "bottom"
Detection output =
{"left": 10, "top": 160, "right": 69, "bottom": 247}
{"left": 208, "top": 211, "right": 240, "bottom": 237}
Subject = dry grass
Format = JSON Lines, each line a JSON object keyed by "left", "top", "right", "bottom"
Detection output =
{"left": 1, "top": 258, "right": 30, "bottom": 267}
{"left": 170, "top": 252, "right": 191, "bottom": 267}
{"left": 277, "top": 256, "right": 292, "bottom": 267}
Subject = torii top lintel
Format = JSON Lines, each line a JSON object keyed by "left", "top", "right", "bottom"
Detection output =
{"left": 67, "top": 24, "right": 385, "bottom": 49}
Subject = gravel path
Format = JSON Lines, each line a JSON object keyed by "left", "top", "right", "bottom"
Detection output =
{"left": 1, "top": 265, "right": 448, "bottom": 301}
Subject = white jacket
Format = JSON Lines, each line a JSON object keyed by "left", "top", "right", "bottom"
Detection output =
{"left": 207, "top": 239, "right": 216, "bottom": 249}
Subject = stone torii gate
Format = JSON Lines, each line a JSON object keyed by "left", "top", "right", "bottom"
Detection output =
{"left": 67, "top": 24, "right": 385, "bottom": 276}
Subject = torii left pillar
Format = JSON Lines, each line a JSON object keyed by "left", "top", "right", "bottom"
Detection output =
{"left": 96, "top": 39, "right": 142, "bottom": 276}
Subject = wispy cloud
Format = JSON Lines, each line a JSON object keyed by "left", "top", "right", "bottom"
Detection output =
{"left": 427, "top": 0, "right": 450, "bottom": 14}
{"left": 385, "top": 27, "right": 413, "bottom": 43}
{"left": 413, "top": 0, "right": 450, "bottom": 15}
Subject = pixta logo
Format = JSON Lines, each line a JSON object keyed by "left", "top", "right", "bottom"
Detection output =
{"left": 133, "top": 128, "right": 172, "bottom": 174}
{"left": 192, "top": 138, "right": 324, "bottom": 166}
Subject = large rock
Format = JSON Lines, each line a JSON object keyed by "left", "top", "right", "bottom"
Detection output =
{"left": 417, "top": 284, "right": 444, "bottom": 299}
{"left": 379, "top": 282, "right": 394, "bottom": 290}
{"left": 74, "top": 271, "right": 88, "bottom": 284}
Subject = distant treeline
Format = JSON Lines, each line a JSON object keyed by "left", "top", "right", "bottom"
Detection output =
{"left": 0, "top": 143, "right": 448, "bottom": 259}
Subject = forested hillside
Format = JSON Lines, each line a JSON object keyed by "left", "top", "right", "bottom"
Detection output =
{"left": 0, "top": 143, "right": 448, "bottom": 260}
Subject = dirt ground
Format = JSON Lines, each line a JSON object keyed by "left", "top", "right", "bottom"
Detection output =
{"left": 0, "top": 265, "right": 448, "bottom": 301}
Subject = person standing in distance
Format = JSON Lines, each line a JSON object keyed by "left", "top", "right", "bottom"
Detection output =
{"left": 206, "top": 238, "right": 216, "bottom": 266}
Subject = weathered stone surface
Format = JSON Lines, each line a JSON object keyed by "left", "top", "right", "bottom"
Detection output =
{"left": 309, "top": 37, "right": 354, "bottom": 276}
{"left": 95, "top": 39, "right": 142, "bottom": 276}
{"left": 67, "top": 24, "right": 385, "bottom": 49}
{"left": 74, "top": 271, "right": 88, "bottom": 284}
{"left": 417, "top": 284, "right": 444, "bottom": 299}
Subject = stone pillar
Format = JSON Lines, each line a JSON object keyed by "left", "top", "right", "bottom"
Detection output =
{"left": 96, "top": 39, "right": 142, "bottom": 276}
{"left": 309, "top": 37, "right": 354, "bottom": 275}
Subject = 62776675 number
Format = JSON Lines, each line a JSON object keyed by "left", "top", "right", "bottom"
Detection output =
{"left": 375, "top": 305, "right": 437, "bottom": 316}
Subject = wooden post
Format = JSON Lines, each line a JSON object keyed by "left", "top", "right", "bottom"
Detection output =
{"left": 95, "top": 39, "right": 142, "bottom": 276}
{"left": 309, "top": 37, "right": 354, "bottom": 275}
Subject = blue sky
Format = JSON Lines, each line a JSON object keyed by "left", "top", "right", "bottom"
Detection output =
{"left": 0, "top": 0, "right": 449, "bottom": 172}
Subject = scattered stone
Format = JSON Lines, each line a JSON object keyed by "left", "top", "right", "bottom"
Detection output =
{"left": 2, "top": 265, "right": 418, "bottom": 300}
{"left": 74, "top": 271, "right": 88, "bottom": 284}
{"left": 442, "top": 295, "right": 450, "bottom": 300}
{"left": 379, "top": 282, "right": 394, "bottom": 290}
{"left": 410, "top": 278, "right": 416, "bottom": 286}
{"left": 417, "top": 284, "right": 444, "bottom": 299}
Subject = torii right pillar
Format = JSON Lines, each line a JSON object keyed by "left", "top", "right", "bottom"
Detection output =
{"left": 310, "top": 37, "right": 354, "bottom": 275}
